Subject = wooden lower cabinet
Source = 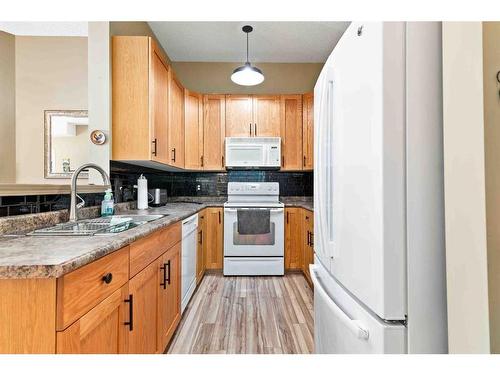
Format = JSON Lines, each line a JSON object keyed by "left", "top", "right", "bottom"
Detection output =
{"left": 128, "top": 260, "right": 158, "bottom": 354}
{"left": 302, "top": 210, "right": 314, "bottom": 284}
{"left": 157, "top": 243, "right": 181, "bottom": 353}
{"left": 285, "top": 208, "right": 304, "bottom": 270}
{"left": 56, "top": 285, "right": 129, "bottom": 354}
{"left": 196, "top": 210, "right": 206, "bottom": 283}
{"left": 204, "top": 207, "right": 223, "bottom": 270}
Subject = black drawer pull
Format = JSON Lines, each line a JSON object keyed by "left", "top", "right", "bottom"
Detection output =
{"left": 102, "top": 273, "right": 113, "bottom": 284}
{"left": 124, "top": 294, "right": 133, "bottom": 331}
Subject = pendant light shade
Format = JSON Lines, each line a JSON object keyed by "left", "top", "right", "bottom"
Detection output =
{"left": 231, "top": 25, "right": 264, "bottom": 86}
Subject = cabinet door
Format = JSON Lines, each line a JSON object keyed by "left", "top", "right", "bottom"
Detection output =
{"left": 196, "top": 210, "right": 206, "bottom": 284}
{"left": 150, "top": 41, "right": 170, "bottom": 164}
{"left": 280, "top": 95, "right": 303, "bottom": 170}
{"left": 56, "top": 285, "right": 129, "bottom": 354}
{"left": 204, "top": 207, "right": 223, "bottom": 270}
{"left": 285, "top": 208, "right": 303, "bottom": 270}
{"left": 225, "top": 95, "right": 253, "bottom": 137}
{"left": 184, "top": 89, "right": 203, "bottom": 170}
{"left": 252, "top": 95, "right": 281, "bottom": 137}
{"left": 128, "top": 261, "right": 157, "bottom": 354}
{"left": 302, "top": 92, "right": 314, "bottom": 170}
{"left": 157, "top": 243, "right": 181, "bottom": 353}
{"left": 203, "top": 95, "right": 226, "bottom": 170}
{"left": 112, "top": 36, "right": 150, "bottom": 161}
{"left": 302, "top": 210, "right": 314, "bottom": 284}
{"left": 168, "top": 71, "right": 185, "bottom": 168}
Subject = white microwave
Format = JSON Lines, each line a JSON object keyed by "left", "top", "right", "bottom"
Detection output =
{"left": 225, "top": 137, "right": 281, "bottom": 169}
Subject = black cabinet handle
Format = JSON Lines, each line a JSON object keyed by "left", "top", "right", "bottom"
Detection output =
{"left": 307, "top": 231, "right": 310, "bottom": 246}
{"left": 303, "top": 155, "right": 306, "bottom": 167}
{"left": 286, "top": 211, "right": 289, "bottom": 224}
{"left": 221, "top": 155, "right": 225, "bottom": 167}
{"left": 198, "top": 230, "right": 203, "bottom": 244}
{"left": 254, "top": 123, "right": 257, "bottom": 136}
{"left": 200, "top": 155, "right": 204, "bottom": 167}
{"left": 152, "top": 139, "right": 157, "bottom": 156}
{"left": 218, "top": 211, "right": 221, "bottom": 224}
{"left": 310, "top": 233, "right": 314, "bottom": 247}
{"left": 249, "top": 123, "right": 252, "bottom": 136}
{"left": 166, "top": 260, "right": 171, "bottom": 285}
{"left": 171, "top": 148, "right": 176, "bottom": 162}
{"left": 282, "top": 156, "right": 284, "bottom": 167}
{"left": 160, "top": 263, "right": 167, "bottom": 289}
{"left": 124, "top": 294, "right": 133, "bottom": 331}
{"left": 102, "top": 273, "right": 113, "bottom": 284}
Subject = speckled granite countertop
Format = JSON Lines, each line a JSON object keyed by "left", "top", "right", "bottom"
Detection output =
{"left": 0, "top": 197, "right": 312, "bottom": 279}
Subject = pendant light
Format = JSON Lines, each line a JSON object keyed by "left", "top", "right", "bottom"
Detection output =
{"left": 231, "top": 25, "right": 264, "bottom": 86}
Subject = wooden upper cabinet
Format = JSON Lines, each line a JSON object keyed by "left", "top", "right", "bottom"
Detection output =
{"left": 280, "top": 95, "right": 303, "bottom": 170}
{"left": 225, "top": 95, "right": 253, "bottom": 137}
{"left": 168, "top": 71, "right": 185, "bottom": 168}
{"left": 56, "top": 285, "right": 129, "bottom": 354}
{"left": 128, "top": 261, "right": 158, "bottom": 354}
{"left": 204, "top": 207, "right": 223, "bottom": 270}
{"left": 252, "top": 95, "right": 281, "bottom": 137}
{"left": 157, "top": 243, "right": 181, "bottom": 353}
{"left": 203, "top": 95, "right": 226, "bottom": 170}
{"left": 302, "top": 92, "right": 314, "bottom": 170}
{"left": 151, "top": 42, "right": 170, "bottom": 164}
{"left": 112, "top": 36, "right": 151, "bottom": 161}
{"left": 184, "top": 89, "right": 204, "bottom": 170}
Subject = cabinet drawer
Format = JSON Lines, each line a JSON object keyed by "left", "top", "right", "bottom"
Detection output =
{"left": 56, "top": 247, "right": 129, "bottom": 331}
{"left": 129, "top": 222, "right": 181, "bottom": 278}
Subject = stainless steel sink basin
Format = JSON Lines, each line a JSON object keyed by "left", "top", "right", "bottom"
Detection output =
{"left": 28, "top": 214, "right": 165, "bottom": 236}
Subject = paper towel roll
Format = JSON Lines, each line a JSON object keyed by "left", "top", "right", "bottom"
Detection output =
{"left": 137, "top": 174, "right": 148, "bottom": 209}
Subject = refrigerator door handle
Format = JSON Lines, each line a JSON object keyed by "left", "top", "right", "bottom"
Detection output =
{"left": 310, "top": 264, "right": 369, "bottom": 340}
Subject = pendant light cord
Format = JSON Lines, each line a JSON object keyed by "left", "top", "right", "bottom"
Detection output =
{"left": 246, "top": 31, "right": 249, "bottom": 63}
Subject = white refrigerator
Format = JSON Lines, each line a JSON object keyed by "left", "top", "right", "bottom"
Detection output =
{"left": 312, "top": 22, "right": 448, "bottom": 354}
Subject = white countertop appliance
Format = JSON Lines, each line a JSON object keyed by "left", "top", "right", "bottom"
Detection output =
{"left": 313, "top": 22, "right": 447, "bottom": 354}
{"left": 181, "top": 213, "right": 198, "bottom": 313}
{"left": 225, "top": 137, "right": 281, "bottom": 169}
{"left": 224, "top": 182, "right": 284, "bottom": 275}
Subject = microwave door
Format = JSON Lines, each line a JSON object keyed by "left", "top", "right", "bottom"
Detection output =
{"left": 227, "top": 145, "right": 264, "bottom": 167}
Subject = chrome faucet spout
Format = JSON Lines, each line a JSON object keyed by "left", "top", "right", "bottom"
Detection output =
{"left": 69, "top": 163, "right": 111, "bottom": 222}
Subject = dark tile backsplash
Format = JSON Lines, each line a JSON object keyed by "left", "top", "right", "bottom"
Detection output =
{"left": 110, "top": 161, "right": 313, "bottom": 201}
{"left": 0, "top": 162, "right": 313, "bottom": 217}
{"left": 0, "top": 193, "right": 104, "bottom": 218}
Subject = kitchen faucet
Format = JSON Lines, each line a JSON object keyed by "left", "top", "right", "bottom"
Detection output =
{"left": 69, "top": 163, "right": 111, "bottom": 222}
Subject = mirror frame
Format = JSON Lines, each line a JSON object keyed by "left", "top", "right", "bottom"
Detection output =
{"left": 44, "top": 110, "right": 89, "bottom": 179}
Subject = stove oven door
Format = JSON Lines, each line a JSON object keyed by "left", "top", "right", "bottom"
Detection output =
{"left": 224, "top": 207, "right": 284, "bottom": 257}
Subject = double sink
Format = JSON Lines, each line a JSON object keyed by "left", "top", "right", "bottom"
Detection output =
{"left": 28, "top": 214, "right": 165, "bottom": 237}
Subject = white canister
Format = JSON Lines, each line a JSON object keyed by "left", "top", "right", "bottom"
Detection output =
{"left": 137, "top": 174, "right": 149, "bottom": 209}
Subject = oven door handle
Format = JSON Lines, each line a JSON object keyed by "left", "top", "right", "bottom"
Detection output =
{"left": 224, "top": 208, "right": 284, "bottom": 213}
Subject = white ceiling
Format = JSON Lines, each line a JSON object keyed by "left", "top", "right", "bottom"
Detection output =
{"left": 148, "top": 22, "right": 350, "bottom": 63}
{"left": 0, "top": 22, "right": 88, "bottom": 36}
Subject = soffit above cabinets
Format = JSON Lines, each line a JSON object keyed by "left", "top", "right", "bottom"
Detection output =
{"left": 0, "top": 22, "right": 88, "bottom": 36}
{"left": 148, "top": 21, "right": 350, "bottom": 63}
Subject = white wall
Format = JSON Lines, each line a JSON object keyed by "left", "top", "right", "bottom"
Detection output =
{"left": 0, "top": 31, "right": 16, "bottom": 183}
{"left": 87, "top": 22, "right": 111, "bottom": 184}
{"left": 442, "top": 21, "right": 491, "bottom": 353}
{"left": 15, "top": 35, "right": 88, "bottom": 184}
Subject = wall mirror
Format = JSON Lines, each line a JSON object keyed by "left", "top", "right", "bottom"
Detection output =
{"left": 44, "top": 110, "right": 89, "bottom": 179}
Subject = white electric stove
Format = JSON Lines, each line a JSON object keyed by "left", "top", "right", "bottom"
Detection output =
{"left": 223, "top": 182, "right": 284, "bottom": 276}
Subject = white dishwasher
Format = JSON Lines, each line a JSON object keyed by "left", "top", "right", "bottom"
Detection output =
{"left": 181, "top": 213, "right": 198, "bottom": 313}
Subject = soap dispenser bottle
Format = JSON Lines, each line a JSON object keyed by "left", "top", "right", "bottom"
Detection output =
{"left": 101, "top": 189, "right": 115, "bottom": 216}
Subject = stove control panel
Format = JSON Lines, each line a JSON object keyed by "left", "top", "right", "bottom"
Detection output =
{"left": 227, "top": 182, "right": 279, "bottom": 196}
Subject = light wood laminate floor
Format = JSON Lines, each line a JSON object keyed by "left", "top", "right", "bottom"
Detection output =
{"left": 167, "top": 273, "right": 314, "bottom": 354}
